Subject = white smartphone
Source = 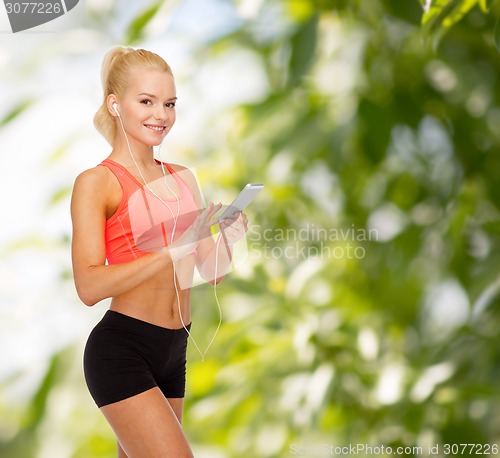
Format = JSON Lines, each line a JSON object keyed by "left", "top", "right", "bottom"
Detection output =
{"left": 218, "top": 183, "right": 264, "bottom": 221}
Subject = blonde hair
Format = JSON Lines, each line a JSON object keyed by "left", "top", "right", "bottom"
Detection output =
{"left": 94, "top": 46, "right": 173, "bottom": 145}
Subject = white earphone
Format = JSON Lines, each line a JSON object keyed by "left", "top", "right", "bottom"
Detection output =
{"left": 112, "top": 102, "right": 120, "bottom": 117}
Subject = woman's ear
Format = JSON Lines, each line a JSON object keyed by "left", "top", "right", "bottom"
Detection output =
{"left": 106, "top": 94, "right": 119, "bottom": 118}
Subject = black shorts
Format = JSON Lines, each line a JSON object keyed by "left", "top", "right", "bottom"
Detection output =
{"left": 83, "top": 310, "right": 190, "bottom": 408}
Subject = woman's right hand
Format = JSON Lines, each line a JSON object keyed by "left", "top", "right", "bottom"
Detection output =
{"left": 167, "top": 202, "right": 222, "bottom": 262}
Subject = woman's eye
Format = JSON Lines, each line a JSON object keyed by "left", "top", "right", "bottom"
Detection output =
{"left": 166, "top": 102, "right": 176, "bottom": 108}
{"left": 141, "top": 99, "right": 152, "bottom": 105}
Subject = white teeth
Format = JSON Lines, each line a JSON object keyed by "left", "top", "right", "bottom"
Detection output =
{"left": 145, "top": 125, "right": 165, "bottom": 131}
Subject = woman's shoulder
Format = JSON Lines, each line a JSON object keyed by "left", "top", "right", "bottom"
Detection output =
{"left": 166, "top": 162, "right": 203, "bottom": 204}
{"left": 73, "top": 163, "right": 117, "bottom": 195}
{"left": 167, "top": 162, "right": 197, "bottom": 184}
{"left": 167, "top": 162, "right": 189, "bottom": 173}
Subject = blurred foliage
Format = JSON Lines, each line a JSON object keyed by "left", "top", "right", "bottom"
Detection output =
{"left": 1, "top": 0, "right": 500, "bottom": 457}
{"left": 124, "top": 1, "right": 164, "bottom": 45}
{"left": 180, "top": 0, "right": 500, "bottom": 455}
{"left": 0, "top": 100, "right": 34, "bottom": 128}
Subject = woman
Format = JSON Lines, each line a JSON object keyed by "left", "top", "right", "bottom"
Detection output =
{"left": 71, "top": 46, "right": 247, "bottom": 457}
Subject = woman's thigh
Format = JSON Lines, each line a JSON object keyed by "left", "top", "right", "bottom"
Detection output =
{"left": 101, "top": 387, "right": 193, "bottom": 458}
{"left": 167, "top": 397, "right": 185, "bottom": 423}
{"left": 116, "top": 398, "right": 184, "bottom": 458}
{"left": 118, "top": 441, "right": 128, "bottom": 458}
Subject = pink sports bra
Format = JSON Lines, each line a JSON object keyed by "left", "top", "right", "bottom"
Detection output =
{"left": 99, "top": 159, "right": 199, "bottom": 265}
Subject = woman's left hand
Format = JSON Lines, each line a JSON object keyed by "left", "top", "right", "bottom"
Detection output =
{"left": 219, "top": 211, "right": 248, "bottom": 246}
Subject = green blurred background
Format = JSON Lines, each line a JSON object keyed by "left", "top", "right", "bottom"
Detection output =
{"left": 1, "top": 0, "right": 499, "bottom": 456}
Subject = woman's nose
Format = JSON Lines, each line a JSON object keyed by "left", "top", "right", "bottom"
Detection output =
{"left": 153, "top": 106, "right": 167, "bottom": 122}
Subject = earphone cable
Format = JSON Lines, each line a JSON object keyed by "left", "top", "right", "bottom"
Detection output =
{"left": 117, "top": 114, "right": 223, "bottom": 360}
{"left": 158, "top": 138, "right": 223, "bottom": 361}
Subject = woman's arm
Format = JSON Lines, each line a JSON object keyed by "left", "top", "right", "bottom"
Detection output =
{"left": 70, "top": 167, "right": 172, "bottom": 306}
{"left": 162, "top": 163, "right": 248, "bottom": 285}
{"left": 195, "top": 213, "right": 248, "bottom": 284}
{"left": 167, "top": 164, "right": 225, "bottom": 284}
